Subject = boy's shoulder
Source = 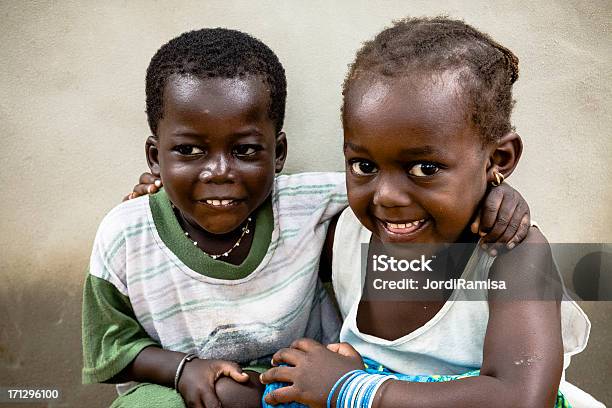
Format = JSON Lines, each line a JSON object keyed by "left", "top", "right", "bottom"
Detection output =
{"left": 93, "top": 195, "right": 152, "bottom": 245}
{"left": 274, "top": 171, "right": 346, "bottom": 192}
{"left": 272, "top": 172, "right": 348, "bottom": 225}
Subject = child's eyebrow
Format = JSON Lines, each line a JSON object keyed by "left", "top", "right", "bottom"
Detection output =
{"left": 343, "top": 141, "right": 367, "bottom": 153}
{"left": 344, "top": 142, "right": 443, "bottom": 157}
{"left": 231, "top": 129, "right": 265, "bottom": 139}
{"left": 398, "top": 146, "right": 443, "bottom": 156}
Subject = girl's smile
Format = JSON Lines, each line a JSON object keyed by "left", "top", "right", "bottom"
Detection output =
{"left": 147, "top": 75, "right": 286, "bottom": 240}
{"left": 343, "top": 73, "right": 491, "bottom": 244}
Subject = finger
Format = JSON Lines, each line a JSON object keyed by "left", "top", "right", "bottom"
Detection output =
{"left": 481, "top": 194, "right": 515, "bottom": 244}
{"left": 479, "top": 187, "right": 504, "bottom": 235}
{"left": 326, "top": 343, "right": 342, "bottom": 353}
{"left": 326, "top": 342, "right": 360, "bottom": 358}
{"left": 182, "top": 391, "right": 205, "bottom": 408}
{"left": 214, "top": 361, "right": 249, "bottom": 383}
{"left": 470, "top": 213, "right": 480, "bottom": 235}
{"left": 132, "top": 183, "right": 151, "bottom": 197}
{"left": 201, "top": 383, "right": 221, "bottom": 408}
{"left": 122, "top": 192, "right": 134, "bottom": 202}
{"left": 290, "top": 337, "right": 321, "bottom": 352}
{"left": 146, "top": 184, "right": 159, "bottom": 194}
{"left": 139, "top": 172, "right": 159, "bottom": 185}
{"left": 492, "top": 204, "right": 527, "bottom": 250}
{"left": 272, "top": 347, "right": 305, "bottom": 366}
{"left": 507, "top": 213, "right": 531, "bottom": 249}
{"left": 260, "top": 366, "right": 295, "bottom": 384}
{"left": 264, "top": 385, "right": 299, "bottom": 406}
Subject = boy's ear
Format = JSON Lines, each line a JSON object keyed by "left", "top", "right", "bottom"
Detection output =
{"left": 146, "top": 136, "right": 161, "bottom": 177}
{"left": 274, "top": 131, "right": 288, "bottom": 173}
{"left": 487, "top": 132, "right": 522, "bottom": 183}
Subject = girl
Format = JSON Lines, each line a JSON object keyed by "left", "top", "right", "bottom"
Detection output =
{"left": 260, "top": 17, "right": 601, "bottom": 408}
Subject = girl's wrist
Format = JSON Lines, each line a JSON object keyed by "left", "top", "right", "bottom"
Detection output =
{"left": 327, "top": 370, "right": 396, "bottom": 408}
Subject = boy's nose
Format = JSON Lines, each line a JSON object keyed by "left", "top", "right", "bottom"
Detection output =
{"left": 373, "top": 172, "right": 413, "bottom": 208}
{"left": 199, "top": 154, "right": 234, "bottom": 183}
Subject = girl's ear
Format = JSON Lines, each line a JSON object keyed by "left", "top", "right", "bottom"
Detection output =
{"left": 146, "top": 136, "right": 161, "bottom": 177}
{"left": 274, "top": 131, "right": 288, "bottom": 173}
{"left": 487, "top": 132, "right": 523, "bottom": 183}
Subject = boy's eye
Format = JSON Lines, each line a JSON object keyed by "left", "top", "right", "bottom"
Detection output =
{"left": 408, "top": 163, "right": 440, "bottom": 177}
{"left": 350, "top": 160, "right": 378, "bottom": 176}
{"left": 174, "top": 145, "right": 204, "bottom": 155}
{"left": 233, "top": 145, "right": 261, "bottom": 157}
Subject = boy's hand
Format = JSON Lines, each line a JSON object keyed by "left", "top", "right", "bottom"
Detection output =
{"left": 261, "top": 338, "right": 364, "bottom": 408}
{"left": 123, "top": 172, "right": 162, "bottom": 201}
{"left": 177, "top": 358, "right": 249, "bottom": 408}
{"left": 471, "top": 183, "right": 530, "bottom": 256}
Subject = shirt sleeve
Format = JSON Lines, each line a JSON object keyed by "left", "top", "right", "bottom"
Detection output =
{"left": 81, "top": 272, "right": 159, "bottom": 384}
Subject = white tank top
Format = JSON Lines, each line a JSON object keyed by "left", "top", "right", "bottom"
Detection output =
{"left": 332, "top": 208, "right": 591, "bottom": 376}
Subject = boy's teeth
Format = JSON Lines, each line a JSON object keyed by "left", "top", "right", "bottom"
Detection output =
{"left": 205, "top": 199, "right": 234, "bottom": 206}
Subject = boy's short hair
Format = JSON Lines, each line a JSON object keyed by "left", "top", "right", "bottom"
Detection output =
{"left": 343, "top": 17, "right": 519, "bottom": 144}
{"left": 146, "top": 28, "right": 287, "bottom": 136}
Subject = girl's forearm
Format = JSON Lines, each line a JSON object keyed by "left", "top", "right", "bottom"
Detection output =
{"left": 107, "top": 346, "right": 185, "bottom": 387}
{"left": 373, "top": 375, "right": 557, "bottom": 408}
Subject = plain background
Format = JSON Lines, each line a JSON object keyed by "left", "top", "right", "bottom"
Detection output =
{"left": 1, "top": 1, "right": 610, "bottom": 406}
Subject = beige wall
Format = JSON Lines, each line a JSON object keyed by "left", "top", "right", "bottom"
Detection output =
{"left": 1, "top": 1, "right": 610, "bottom": 406}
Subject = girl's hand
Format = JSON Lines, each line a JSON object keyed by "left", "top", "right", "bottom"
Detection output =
{"left": 177, "top": 358, "right": 249, "bottom": 408}
{"left": 471, "top": 183, "right": 530, "bottom": 256}
{"left": 260, "top": 338, "right": 364, "bottom": 408}
{"left": 122, "top": 172, "right": 162, "bottom": 201}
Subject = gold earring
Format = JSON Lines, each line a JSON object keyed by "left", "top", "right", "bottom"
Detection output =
{"left": 491, "top": 171, "right": 505, "bottom": 187}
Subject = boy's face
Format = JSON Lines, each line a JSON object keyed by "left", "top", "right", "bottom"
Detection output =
{"left": 343, "top": 73, "right": 490, "bottom": 244}
{"left": 149, "top": 75, "right": 285, "bottom": 234}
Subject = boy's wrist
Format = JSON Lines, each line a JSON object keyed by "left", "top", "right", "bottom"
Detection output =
{"left": 174, "top": 353, "right": 198, "bottom": 390}
{"left": 124, "top": 346, "right": 187, "bottom": 388}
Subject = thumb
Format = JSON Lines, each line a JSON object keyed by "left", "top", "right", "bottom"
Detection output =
{"left": 326, "top": 342, "right": 360, "bottom": 358}
{"left": 471, "top": 213, "right": 481, "bottom": 235}
{"left": 217, "top": 361, "right": 250, "bottom": 383}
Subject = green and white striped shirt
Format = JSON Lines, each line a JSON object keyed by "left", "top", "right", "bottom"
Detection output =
{"left": 82, "top": 172, "right": 347, "bottom": 386}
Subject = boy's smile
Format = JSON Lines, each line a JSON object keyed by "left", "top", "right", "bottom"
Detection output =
{"left": 148, "top": 75, "right": 286, "bottom": 237}
{"left": 343, "top": 73, "right": 491, "bottom": 244}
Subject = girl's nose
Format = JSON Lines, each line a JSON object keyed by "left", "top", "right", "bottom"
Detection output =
{"left": 199, "top": 154, "right": 234, "bottom": 183}
{"left": 373, "top": 172, "right": 413, "bottom": 207}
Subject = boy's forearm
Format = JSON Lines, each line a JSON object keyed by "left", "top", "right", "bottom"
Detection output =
{"left": 107, "top": 345, "right": 185, "bottom": 387}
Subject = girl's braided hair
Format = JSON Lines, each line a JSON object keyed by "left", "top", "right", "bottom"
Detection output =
{"left": 343, "top": 17, "right": 519, "bottom": 144}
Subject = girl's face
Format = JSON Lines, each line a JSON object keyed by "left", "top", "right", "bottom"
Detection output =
{"left": 343, "top": 73, "right": 491, "bottom": 244}
{"left": 149, "top": 75, "right": 285, "bottom": 235}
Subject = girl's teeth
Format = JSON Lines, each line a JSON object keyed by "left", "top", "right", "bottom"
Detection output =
{"left": 386, "top": 219, "right": 425, "bottom": 229}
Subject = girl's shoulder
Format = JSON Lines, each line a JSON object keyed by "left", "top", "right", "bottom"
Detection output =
{"left": 489, "top": 226, "right": 556, "bottom": 299}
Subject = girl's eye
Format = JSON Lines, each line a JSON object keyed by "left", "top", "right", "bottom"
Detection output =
{"left": 175, "top": 145, "right": 204, "bottom": 155}
{"left": 408, "top": 163, "right": 440, "bottom": 177}
{"left": 233, "top": 145, "right": 260, "bottom": 157}
{"left": 350, "top": 160, "right": 378, "bottom": 176}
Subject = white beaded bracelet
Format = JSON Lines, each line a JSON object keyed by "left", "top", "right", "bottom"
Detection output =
{"left": 174, "top": 353, "right": 198, "bottom": 391}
